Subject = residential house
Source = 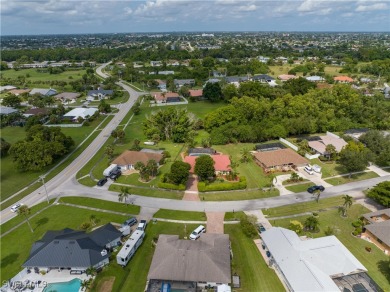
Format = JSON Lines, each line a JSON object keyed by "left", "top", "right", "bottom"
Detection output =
{"left": 111, "top": 150, "right": 163, "bottom": 171}
{"left": 344, "top": 128, "right": 370, "bottom": 141}
{"left": 147, "top": 234, "right": 231, "bottom": 291}
{"left": 262, "top": 227, "right": 376, "bottom": 292}
{"left": 278, "top": 74, "right": 297, "bottom": 81}
{"left": 252, "top": 74, "right": 275, "bottom": 83}
{"left": 334, "top": 76, "right": 354, "bottom": 83}
{"left": 150, "top": 61, "right": 162, "bottom": 67}
{"left": 87, "top": 89, "right": 113, "bottom": 101}
{"left": 22, "top": 224, "right": 122, "bottom": 273}
{"left": 29, "top": 88, "right": 57, "bottom": 97}
{"left": 167, "top": 60, "right": 180, "bottom": 66}
{"left": 0, "top": 85, "right": 17, "bottom": 92}
{"left": 23, "top": 108, "right": 50, "bottom": 118}
{"left": 8, "top": 89, "right": 31, "bottom": 96}
{"left": 258, "top": 56, "right": 270, "bottom": 63}
{"left": 184, "top": 155, "right": 232, "bottom": 175}
{"left": 158, "top": 71, "right": 175, "bottom": 75}
{"left": 308, "top": 132, "right": 347, "bottom": 156}
{"left": 63, "top": 107, "right": 98, "bottom": 121}
{"left": 384, "top": 87, "right": 390, "bottom": 99}
{"left": 253, "top": 148, "right": 308, "bottom": 172}
{"left": 306, "top": 76, "right": 325, "bottom": 82}
{"left": 188, "top": 89, "right": 203, "bottom": 99}
{"left": 212, "top": 71, "right": 226, "bottom": 78}
{"left": 225, "top": 76, "right": 250, "bottom": 87}
{"left": 0, "top": 106, "right": 18, "bottom": 115}
{"left": 360, "top": 77, "right": 373, "bottom": 83}
{"left": 54, "top": 92, "right": 80, "bottom": 103}
{"left": 361, "top": 209, "right": 390, "bottom": 255}
{"left": 174, "top": 79, "right": 195, "bottom": 88}
{"left": 153, "top": 92, "right": 180, "bottom": 104}
{"left": 205, "top": 78, "right": 221, "bottom": 85}
{"left": 155, "top": 79, "right": 167, "bottom": 91}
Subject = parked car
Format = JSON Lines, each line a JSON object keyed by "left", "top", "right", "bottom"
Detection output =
{"left": 110, "top": 170, "right": 121, "bottom": 181}
{"left": 257, "top": 224, "right": 266, "bottom": 233}
{"left": 304, "top": 165, "right": 314, "bottom": 175}
{"left": 307, "top": 185, "right": 325, "bottom": 194}
{"left": 97, "top": 178, "right": 108, "bottom": 186}
{"left": 10, "top": 203, "right": 23, "bottom": 213}
{"left": 121, "top": 217, "right": 138, "bottom": 227}
{"left": 136, "top": 220, "right": 147, "bottom": 231}
{"left": 266, "top": 251, "right": 271, "bottom": 257}
{"left": 189, "top": 225, "right": 206, "bottom": 240}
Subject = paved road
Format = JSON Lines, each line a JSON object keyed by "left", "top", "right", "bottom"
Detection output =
{"left": 0, "top": 62, "right": 144, "bottom": 223}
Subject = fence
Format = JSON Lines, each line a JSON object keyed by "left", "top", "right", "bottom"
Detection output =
{"left": 305, "top": 153, "right": 320, "bottom": 160}
{"left": 279, "top": 138, "right": 299, "bottom": 151}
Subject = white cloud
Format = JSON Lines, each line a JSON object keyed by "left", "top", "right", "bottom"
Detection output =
{"left": 356, "top": 2, "right": 388, "bottom": 11}
{"left": 238, "top": 4, "right": 257, "bottom": 12}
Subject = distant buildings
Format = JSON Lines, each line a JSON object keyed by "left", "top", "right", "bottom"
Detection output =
{"left": 153, "top": 92, "right": 181, "bottom": 104}
{"left": 63, "top": 107, "right": 98, "bottom": 121}
{"left": 334, "top": 76, "right": 354, "bottom": 83}
{"left": 29, "top": 88, "right": 57, "bottom": 97}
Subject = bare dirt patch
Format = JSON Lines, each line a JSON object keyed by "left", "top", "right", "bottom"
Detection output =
{"left": 96, "top": 276, "right": 115, "bottom": 292}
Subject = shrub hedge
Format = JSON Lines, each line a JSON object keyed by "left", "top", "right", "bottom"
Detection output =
{"left": 157, "top": 182, "right": 186, "bottom": 191}
{"left": 198, "top": 176, "right": 247, "bottom": 192}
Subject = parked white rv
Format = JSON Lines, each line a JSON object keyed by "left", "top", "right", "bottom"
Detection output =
{"left": 116, "top": 230, "right": 145, "bottom": 266}
{"left": 103, "top": 164, "right": 119, "bottom": 177}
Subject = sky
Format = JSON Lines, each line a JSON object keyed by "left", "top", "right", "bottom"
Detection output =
{"left": 1, "top": 0, "right": 389, "bottom": 35}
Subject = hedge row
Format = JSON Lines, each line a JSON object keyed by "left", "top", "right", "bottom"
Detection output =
{"left": 157, "top": 182, "right": 186, "bottom": 191}
{"left": 198, "top": 176, "right": 247, "bottom": 192}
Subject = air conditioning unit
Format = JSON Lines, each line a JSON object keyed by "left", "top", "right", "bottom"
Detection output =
{"left": 101, "top": 249, "right": 108, "bottom": 257}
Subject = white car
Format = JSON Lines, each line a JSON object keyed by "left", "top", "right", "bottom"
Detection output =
{"left": 304, "top": 165, "right": 314, "bottom": 175}
{"left": 10, "top": 203, "right": 23, "bottom": 213}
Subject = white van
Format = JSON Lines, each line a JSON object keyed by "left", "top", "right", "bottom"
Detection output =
{"left": 304, "top": 165, "right": 314, "bottom": 175}
{"left": 189, "top": 225, "right": 206, "bottom": 240}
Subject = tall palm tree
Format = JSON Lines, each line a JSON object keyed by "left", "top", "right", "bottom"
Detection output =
{"left": 313, "top": 189, "right": 321, "bottom": 203}
{"left": 118, "top": 187, "right": 130, "bottom": 206}
{"left": 240, "top": 148, "right": 251, "bottom": 163}
{"left": 341, "top": 194, "right": 353, "bottom": 217}
{"left": 18, "top": 205, "right": 33, "bottom": 233}
{"left": 86, "top": 266, "right": 97, "bottom": 277}
{"left": 81, "top": 279, "right": 91, "bottom": 291}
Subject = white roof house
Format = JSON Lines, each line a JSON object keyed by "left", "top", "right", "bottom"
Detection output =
{"left": 29, "top": 88, "right": 57, "bottom": 96}
{"left": 261, "top": 227, "right": 367, "bottom": 292}
{"left": 306, "top": 76, "right": 325, "bottom": 82}
{"left": 63, "top": 107, "right": 98, "bottom": 121}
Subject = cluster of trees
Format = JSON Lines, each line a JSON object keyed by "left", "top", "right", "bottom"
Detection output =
{"left": 339, "top": 141, "right": 373, "bottom": 177}
{"left": 9, "top": 125, "right": 74, "bottom": 171}
{"left": 194, "top": 155, "right": 215, "bottom": 181}
{"left": 367, "top": 181, "right": 390, "bottom": 208}
{"left": 134, "top": 160, "right": 158, "bottom": 181}
{"left": 162, "top": 161, "right": 191, "bottom": 185}
{"left": 203, "top": 85, "right": 390, "bottom": 145}
{"left": 143, "top": 107, "right": 194, "bottom": 143}
{"left": 359, "top": 130, "right": 390, "bottom": 166}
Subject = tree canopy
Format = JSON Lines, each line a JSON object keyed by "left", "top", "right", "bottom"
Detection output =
{"left": 167, "top": 161, "right": 191, "bottom": 185}
{"left": 339, "top": 141, "right": 373, "bottom": 177}
{"left": 194, "top": 155, "right": 215, "bottom": 181}
{"left": 367, "top": 181, "right": 390, "bottom": 208}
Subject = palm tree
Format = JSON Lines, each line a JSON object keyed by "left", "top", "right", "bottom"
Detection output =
{"left": 240, "top": 148, "right": 251, "bottom": 163}
{"left": 80, "top": 279, "right": 91, "bottom": 291}
{"left": 313, "top": 189, "right": 321, "bottom": 203}
{"left": 86, "top": 266, "right": 97, "bottom": 277}
{"left": 304, "top": 216, "right": 319, "bottom": 232}
{"left": 18, "top": 205, "right": 33, "bottom": 233}
{"left": 89, "top": 215, "right": 100, "bottom": 226}
{"left": 341, "top": 194, "right": 353, "bottom": 217}
{"left": 269, "top": 173, "right": 276, "bottom": 190}
{"left": 118, "top": 187, "right": 130, "bottom": 206}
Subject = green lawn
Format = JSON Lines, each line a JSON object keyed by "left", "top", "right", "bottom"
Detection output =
{"left": 272, "top": 205, "right": 390, "bottom": 290}
{"left": 325, "top": 171, "right": 379, "bottom": 186}
{"left": 263, "top": 196, "right": 345, "bottom": 218}
{"left": 153, "top": 209, "right": 206, "bottom": 221}
{"left": 310, "top": 158, "right": 349, "bottom": 178}
{"left": 0, "top": 115, "right": 111, "bottom": 201}
{"left": 59, "top": 197, "right": 140, "bottom": 215}
{"left": 225, "top": 224, "right": 284, "bottom": 292}
{"left": 213, "top": 143, "right": 275, "bottom": 188}
{"left": 285, "top": 182, "right": 315, "bottom": 193}
{"left": 0, "top": 205, "right": 128, "bottom": 282}
{"left": 109, "top": 184, "right": 184, "bottom": 200}
{"left": 203, "top": 189, "right": 279, "bottom": 201}
{"left": 224, "top": 211, "right": 245, "bottom": 221}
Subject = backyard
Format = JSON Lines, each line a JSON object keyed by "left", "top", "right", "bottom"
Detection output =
{"left": 272, "top": 204, "right": 390, "bottom": 290}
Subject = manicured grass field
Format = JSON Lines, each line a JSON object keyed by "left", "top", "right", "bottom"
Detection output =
{"left": 109, "top": 184, "right": 184, "bottom": 200}
{"left": 310, "top": 158, "right": 349, "bottom": 178}
{"left": 0, "top": 115, "right": 110, "bottom": 201}
{"left": 0, "top": 205, "right": 128, "bottom": 282}
{"left": 325, "top": 171, "right": 379, "bottom": 186}
{"left": 272, "top": 205, "right": 390, "bottom": 290}
{"left": 262, "top": 196, "right": 344, "bottom": 217}
{"left": 203, "top": 189, "right": 279, "bottom": 201}
{"left": 224, "top": 211, "right": 245, "bottom": 221}
{"left": 324, "top": 65, "right": 343, "bottom": 76}
{"left": 59, "top": 197, "right": 140, "bottom": 215}
{"left": 285, "top": 182, "right": 315, "bottom": 193}
{"left": 225, "top": 224, "right": 284, "bottom": 292}
{"left": 153, "top": 209, "right": 206, "bottom": 221}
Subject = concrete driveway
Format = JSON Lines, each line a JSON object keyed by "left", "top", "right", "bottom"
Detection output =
{"left": 297, "top": 167, "right": 332, "bottom": 188}
{"left": 206, "top": 212, "right": 225, "bottom": 234}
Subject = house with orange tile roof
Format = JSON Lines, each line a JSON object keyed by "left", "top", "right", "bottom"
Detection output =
{"left": 334, "top": 76, "right": 354, "bottom": 83}
{"left": 278, "top": 74, "right": 298, "bottom": 81}
{"left": 153, "top": 92, "right": 180, "bottom": 104}
{"left": 184, "top": 155, "right": 232, "bottom": 175}
{"left": 188, "top": 89, "right": 203, "bottom": 98}
{"left": 253, "top": 148, "right": 308, "bottom": 172}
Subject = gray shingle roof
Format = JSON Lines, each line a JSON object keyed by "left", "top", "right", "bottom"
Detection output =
{"left": 252, "top": 74, "right": 275, "bottom": 81}
{"left": 23, "top": 228, "right": 110, "bottom": 268}
{"left": 147, "top": 234, "right": 231, "bottom": 284}
{"left": 89, "top": 223, "right": 122, "bottom": 247}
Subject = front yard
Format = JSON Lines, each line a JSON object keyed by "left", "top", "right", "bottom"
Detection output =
{"left": 325, "top": 171, "right": 379, "bottom": 185}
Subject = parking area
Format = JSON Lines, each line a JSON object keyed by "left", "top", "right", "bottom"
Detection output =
{"left": 206, "top": 212, "right": 225, "bottom": 234}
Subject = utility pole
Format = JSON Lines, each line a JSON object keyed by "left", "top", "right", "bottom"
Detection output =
{"left": 39, "top": 175, "right": 49, "bottom": 204}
